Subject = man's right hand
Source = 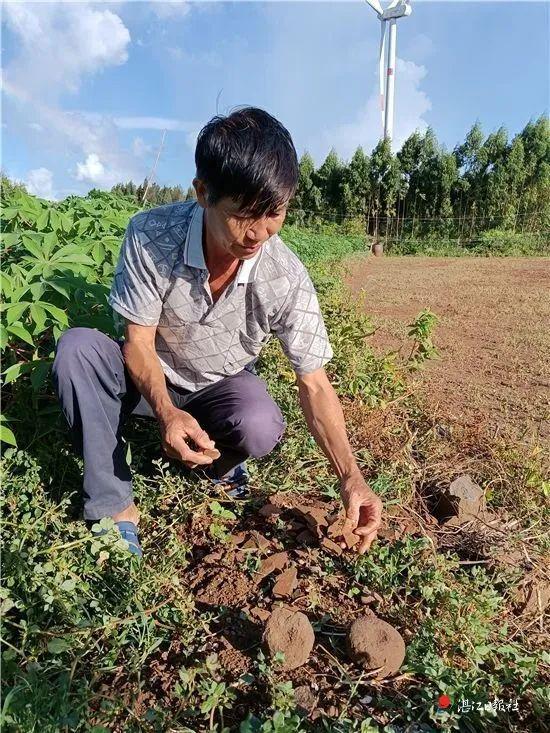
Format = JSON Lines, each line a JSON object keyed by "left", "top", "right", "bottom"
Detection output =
{"left": 158, "top": 407, "right": 218, "bottom": 467}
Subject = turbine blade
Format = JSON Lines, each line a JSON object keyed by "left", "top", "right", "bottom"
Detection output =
{"left": 365, "top": 0, "right": 384, "bottom": 17}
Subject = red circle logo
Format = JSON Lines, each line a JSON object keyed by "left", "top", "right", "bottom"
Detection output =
{"left": 438, "top": 694, "right": 451, "bottom": 709}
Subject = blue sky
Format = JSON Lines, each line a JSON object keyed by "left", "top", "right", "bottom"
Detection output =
{"left": 1, "top": 1, "right": 548, "bottom": 200}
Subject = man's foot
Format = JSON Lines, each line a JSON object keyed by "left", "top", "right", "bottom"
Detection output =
{"left": 91, "top": 519, "right": 143, "bottom": 558}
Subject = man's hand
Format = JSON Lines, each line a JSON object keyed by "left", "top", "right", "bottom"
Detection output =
{"left": 340, "top": 472, "right": 382, "bottom": 554}
{"left": 158, "top": 407, "right": 219, "bottom": 468}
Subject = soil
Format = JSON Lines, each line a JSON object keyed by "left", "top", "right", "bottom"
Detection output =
{"left": 347, "top": 615, "right": 406, "bottom": 678}
{"left": 345, "top": 256, "right": 550, "bottom": 445}
{"left": 147, "top": 487, "right": 544, "bottom": 727}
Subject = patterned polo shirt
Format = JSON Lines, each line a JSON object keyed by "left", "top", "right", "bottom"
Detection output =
{"left": 109, "top": 200, "right": 333, "bottom": 391}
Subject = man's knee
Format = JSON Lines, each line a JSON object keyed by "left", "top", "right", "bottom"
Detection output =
{"left": 236, "top": 403, "right": 286, "bottom": 458}
{"left": 53, "top": 328, "right": 114, "bottom": 382}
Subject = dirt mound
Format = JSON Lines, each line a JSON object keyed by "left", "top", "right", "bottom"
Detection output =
{"left": 263, "top": 607, "right": 315, "bottom": 670}
{"left": 347, "top": 615, "right": 406, "bottom": 678}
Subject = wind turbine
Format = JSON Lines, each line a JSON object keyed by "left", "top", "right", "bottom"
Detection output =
{"left": 365, "top": 0, "right": 412, "bottom": 143}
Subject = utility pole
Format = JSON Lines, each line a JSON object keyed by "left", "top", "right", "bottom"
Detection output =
{"left": 142, "top": 129, "right": 167, "bottom": 204}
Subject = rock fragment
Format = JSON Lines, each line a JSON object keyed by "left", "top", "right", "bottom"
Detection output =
{"left": 327, "top": 515, "right": 361, "bottom": 548}
{"left": 250, "top": 606, "right": 271, "bottom": 622}
{"left": 263, "top": 607, "right": 315, "bottom": 670}
{"left": 254, "top": 551, "right": 289, "bottom": 582}
{"left": 347, "top": 616, "right": 406, "bottom": 678}
{"left": 433, "top": 474, "right": 485, "bottom": 521}
{"left": 272, "top": 566, "right": 298, "bottom": 598}
{"left": 321, "top": 537, "right": 343, "bottom": 556}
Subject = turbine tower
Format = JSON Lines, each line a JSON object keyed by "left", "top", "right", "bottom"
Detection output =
{"left": 365, "top": 0, "right": 412, "bottom": 143}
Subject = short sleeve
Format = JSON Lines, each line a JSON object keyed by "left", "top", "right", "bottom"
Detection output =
{"left": 108, "top": 220, "right": 168, "bottom": 326}
{"left": 270, "top": 269, "right": 333, "bottom": 374}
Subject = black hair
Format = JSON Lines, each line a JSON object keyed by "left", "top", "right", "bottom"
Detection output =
{"left": 195, "top": 106, "right": 299, "bottom": 218}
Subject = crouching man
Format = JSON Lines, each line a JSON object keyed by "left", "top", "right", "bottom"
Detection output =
{"left": 53, "top": 107, "right": 382, "bottom": 558}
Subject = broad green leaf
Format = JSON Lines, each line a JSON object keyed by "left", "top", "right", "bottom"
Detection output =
{"left": 1, "top": 207, "right": 18, "bottom": 221}
{"left": 60, "top": 212, "right": 73, "bottom": 232}
{"left": 92, "top": 241, "right": 105, "bottom": 264}
{"left": 30, "top": 303, "right": 48, "bottom": 332}
{"left": 30, "top": 360, "right": 52, "bottom": 390}
{"left": 0, "top": 424, "right": 17, "bottom": 446}
{"left": 5, "top": 301, "right": 31, "bottom": 324}
{"left": 6, "top": 323, "right": 35, "bottom": 346}
{"left": 2, "top": 362, "right": 33, "bottom": 384}
{"left": 49, "top": 209, "right": 61, "bottom": 232}
{"left": 44, "top": 279, "right": 72, "bottom": 299}
{"left": 42, "top": 231, "right": 59, "bottom": 258}
{"left": 37, "top": 301, "right": 69, "bottom": 326}
{"left": 47, "top": 637, "right": 71, "bottom": 654}
{"left": 36, "top": 209, "right": 50, "bottom": 231}
{"left": 21, "top": 234, "right": 44, "bottom": 260}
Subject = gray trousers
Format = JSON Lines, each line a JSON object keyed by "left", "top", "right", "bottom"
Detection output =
{"left": 52, "top": 327, "right": 285, "bottom": 520}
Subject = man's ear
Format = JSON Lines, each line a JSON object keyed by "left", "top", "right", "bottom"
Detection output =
{"left": 193, "top": 178, "right": 208, "bottom": 208}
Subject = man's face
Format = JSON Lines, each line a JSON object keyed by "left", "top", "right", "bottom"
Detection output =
{"left": 194, "top": 180, "right": 288, "bottom": 260}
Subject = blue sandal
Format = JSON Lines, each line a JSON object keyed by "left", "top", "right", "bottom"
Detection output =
{"left": 92, "top": 520, "right": 143, "bottom": 558}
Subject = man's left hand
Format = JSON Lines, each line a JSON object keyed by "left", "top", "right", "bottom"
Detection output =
{"left": 340, "top": 472, "right": 382, "bottom": 554}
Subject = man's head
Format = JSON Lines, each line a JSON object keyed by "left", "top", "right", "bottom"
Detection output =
{"left": 193, "top": 107, "right": 298, "bottom": 259}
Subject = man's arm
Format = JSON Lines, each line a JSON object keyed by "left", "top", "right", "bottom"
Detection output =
{"left": 123, "top": 321, "right": 217, "bottom": 467}
{"left": 296, "top": 367, "right": 382, "bottom": 554}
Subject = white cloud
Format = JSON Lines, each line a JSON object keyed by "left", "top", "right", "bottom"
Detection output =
{"left": 149, "top": 1, "right": 190, "bottom": 20}
{"left": 114, "top": 116, "right": 194, "bottom": 132}
{"left": 75, "top": 153, "right": 105, "bottom": 183}
{"left": 25, "top": 167, "right": 56, "bottom": 200}
{"left": 132, "top": 136, "right": 154, "bottom": 157}
{"left": 3, "top": 4, "right": 130, "bottom": 98}
{"left": 1, "top": 3, "right": 141, "bottom": 193}
{"left": 320, "top": 58, "right": 432, "bottom": 160}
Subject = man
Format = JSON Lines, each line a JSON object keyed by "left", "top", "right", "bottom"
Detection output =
{"left": 53, "top": 107, "right": 382, "bottom": 558}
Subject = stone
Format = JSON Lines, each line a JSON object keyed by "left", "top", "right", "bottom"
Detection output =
{"left": 254, "top": 551, "right": 289, "bottom": 582}
{"left": 433, "top": 474, "right": 485, "bottom": 520}
{"left": 321, "top": 537, "right": 343, "bottom": 556}
{"left": 272, "top": 566, "right": 298, "bottom": 598}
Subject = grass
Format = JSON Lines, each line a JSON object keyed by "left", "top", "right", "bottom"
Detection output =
{"left": 1, "top": 239, "right": 549, "bottom": 732}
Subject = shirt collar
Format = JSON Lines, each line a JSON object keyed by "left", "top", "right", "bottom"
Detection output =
{"left": 184, "top": 201, "right": 262, "bottom": 283}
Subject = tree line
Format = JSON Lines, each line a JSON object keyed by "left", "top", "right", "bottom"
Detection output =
{"left": 110, "top": 116, "right": 548, "bottom": 242}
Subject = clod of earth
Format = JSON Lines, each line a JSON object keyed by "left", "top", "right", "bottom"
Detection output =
{"left": 242, "top": 531, "right": 271, "bottom": 551}
{"left": 321, "top": 537, "right": 344, "bottom": 556}
{"left": 263, "top": 607, "right": 315, "bottom": 670}
{"left": 272, "top": 565, "right": 298, "bottom": 598}
{"left": 327, "top": 514, "right": 361, "bottom": 548}
{"left": 347, "top": 615, "right": 406, "bottom": 678}
{"left": 254, "top": 551, "right": 289, "bottom": 582}
{"left": 250, "top": 606, "right": 271, "bottom": 622}
{"left": 433, "top": 474, "right": 485, "bottom": 521}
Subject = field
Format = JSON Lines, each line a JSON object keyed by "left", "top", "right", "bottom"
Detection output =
{"left": 346, "top": 256, "right": 550, "bottom": 447}
{"left": 1, "top": 189, "right": 549, "bottom": 733}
